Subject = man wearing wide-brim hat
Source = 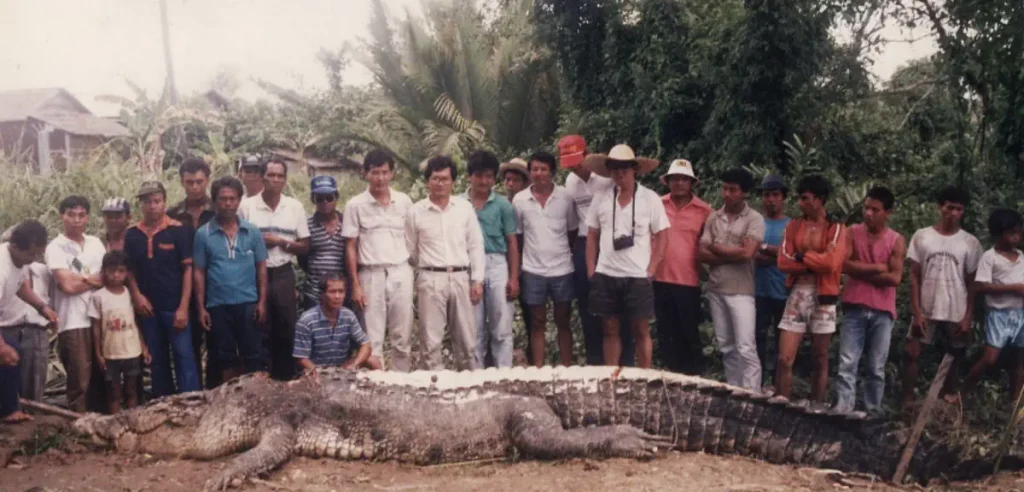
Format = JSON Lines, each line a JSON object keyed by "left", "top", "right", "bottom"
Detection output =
{"left": 582, "top": 144, "right": 670, "bottom": 368}
{"left": 651, "top": 159, "right": 712, "bottom": 375}
{"left": 499, "top": 158, "right": 530, "bottom": 201}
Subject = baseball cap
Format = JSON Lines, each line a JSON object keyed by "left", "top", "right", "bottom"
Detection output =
{"left": 101, "top": 197, "right": 130, "bottom": 214}
{"left": 239, "top": 154, "right": 262, "bottom": 170}
{"left": 557, "top": 135, "right": 586, "bottom": 168}
{"left": 136, "top": 180, "right": 166, "bottom": 199}
{"left": 310, "top": 175, "right": 338, "bottom": 195}
{"left": 759, "top": 174, "right": 789, "bottom": 193}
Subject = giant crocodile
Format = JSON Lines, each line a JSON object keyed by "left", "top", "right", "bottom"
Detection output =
{"left": 71, "top": 366, "right": 989, "bottom": 490}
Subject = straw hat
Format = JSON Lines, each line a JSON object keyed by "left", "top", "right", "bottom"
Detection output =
{"left": 660, "top": 159, "right": 698, "bottom": 184}
{"left": 583, "top": 144, "right": 659, "bottom": 177}
{"left": 499, "top": 158, "right": 530, "bottom": 181}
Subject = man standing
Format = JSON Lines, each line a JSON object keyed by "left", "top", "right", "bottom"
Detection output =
{"left": 835, "top": 186, "right": 904, "bottom": 413}
{"left": 776, "top": 175, "right": 847, "bottom": 402}
{"left": 301, "top": 176, "right": 347, "bottom": 310}
{"left": 698, "top": 169, "right": 765, "bottom": 391}
{"left": 343, "top": 149, "right": 415, "bottom": 371}
{"left": 754, "top": 175, "right": 790, "bottom": 382}
{"left": 47, "top": 196, "right": 107, "bottom": 412}
{"left": 238, "top": 154, "right": 264, "bottom": 198}
{"left": 902, "top": 186, "right": 982, "bottom": 412}
{"left": 652, "top": 159, "right": 711, "bottom": 374}
{"left": 562, "top": 136, "right": 635, "bottom": 366}
{"left": 463, "top": 150, "right": 519, "bottom": 368}
{"left": 500, "top": 157, "right": 533, "bottom": 361}
{"left": 0, "top": 221, "right": 59, "bottom": 422}
{"left": 194, "top": 177, "right": 268, "bottom": 384}
{"left": 167, "top": 156, "right": 216, "bottom": 387}
{"left": 513, "top": 151, "right": 578, "bottom": 366}
{"left": 293, "top": 274, "right": 371, "bottom": 372}
{"left": 0, "top": 225, "right": 54, "bottom": 403}
{"left": 406, "top": 156, "right": 485, "bottom": 370}
{"left": 584, "top": 145, "right": 668, "bottom": 368}
{"left": 101, "top": 198, "right": 130, "bottom": 252}
{"left": 239, "top": 158, "right": 310, "bottom": 380}
{"left": 124, "top": 181, "right": 200, "bottom": 397}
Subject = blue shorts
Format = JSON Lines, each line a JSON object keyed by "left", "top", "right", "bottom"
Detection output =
{"left": 521, "top": 271, "right": 574, "bottom": 307}
{"left": 984, "top": 308, "right": 1024, "bottom": 349}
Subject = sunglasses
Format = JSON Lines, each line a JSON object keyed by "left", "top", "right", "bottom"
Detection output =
{"left": 313, "top": 194, "right": 337, "bottom": 204}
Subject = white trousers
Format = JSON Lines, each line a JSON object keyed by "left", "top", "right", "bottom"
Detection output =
{"left": 416, "top": 270, "right": 479, "bottom": 371}
{"left": 707, "top": 291, "right": 762, "bottom": 390}
{"left": 358, "top": 263, "right": 415, "bottom": 371}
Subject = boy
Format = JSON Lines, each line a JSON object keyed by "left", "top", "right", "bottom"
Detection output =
{"left": 293, "top": 273, "right": 371, "bottom": 371}
{"left": 902, "top": 186, "right": 982, "bottom": 412}
{"left": 960, "top": 209, "right": 1024, "bottom": 400}
{"left": 776, "top": 175, "right": 847, "bottom": 402}
{"left": 89, "top": 251, "right": 151, "bottom": 414}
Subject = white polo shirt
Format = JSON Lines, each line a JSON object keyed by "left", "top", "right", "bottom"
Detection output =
{"left": 404, "top": 196, "right": 485, "bottom": 283}
{"left": 46, "top": 234, "right": 106, "bottom": 333}
{"left": 513, "top": 185, "right": 578, "bottom": 277}
{"left": 239, "top": 193, "right": 311, "bottom": 268}
{"left": 565, "top": 172, "right": 613, "bottom": 238}
{"left": 587, "top": 184, "right": 670, "bottom": 279}
{"left": 0, "top": 244, "right": 29, "bottom": 325}
{"left": 341, "top": 188, "right": 413, "bottom": 267}
{"left": 0, "top": 259, "right": 50, "bottom": 328}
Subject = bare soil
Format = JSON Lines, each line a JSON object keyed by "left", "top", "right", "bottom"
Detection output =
{"left": 2, "top": 416, "right": 1019, "bottom": 492}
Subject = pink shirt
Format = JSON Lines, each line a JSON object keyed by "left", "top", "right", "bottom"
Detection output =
{"left": 655, "top": 195, "right": 712, "bottom": 287}
{"left": 841, "top": 224, "right": 898, "bottom": 318}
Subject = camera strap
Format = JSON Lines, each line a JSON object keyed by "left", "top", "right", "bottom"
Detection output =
{"left": 612, "top": 185, "right": 637, "bottom": 237}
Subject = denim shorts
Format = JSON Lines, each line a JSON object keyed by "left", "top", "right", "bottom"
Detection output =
{"left": 521, "top": 271, "right": 574, "bottom": 306}
{"left": 985, "top": 308, "right": 1024, "bottom": 349}
{"left": 104, "top": 357, "right": 142, "bottom": 382}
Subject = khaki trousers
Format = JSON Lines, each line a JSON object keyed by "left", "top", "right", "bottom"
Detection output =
{"left": 359, "top": 263, "right": 415, "bottom": 371}
{"left": 58, "top": 328, "right": 103, "bottom": 413}
{"left": 416, "top": 270, "right": 478, "bottom": 371}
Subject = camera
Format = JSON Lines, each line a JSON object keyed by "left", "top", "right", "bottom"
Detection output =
{"left": 612, "top": 235, "right": 635, "bottom": 251}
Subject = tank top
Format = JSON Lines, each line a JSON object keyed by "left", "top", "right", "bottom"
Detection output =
{"left": 841, "top": 224, "right": 898, "bottom": 317}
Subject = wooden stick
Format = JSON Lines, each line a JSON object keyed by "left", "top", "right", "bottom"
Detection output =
{"left": 891, "top": 353, "right": 954, "bottom": 484}
{"left": 19, "top": 398, "right": 84, "bottom": 420}
{"left": 992, "top": 382, "right": 1024, "bottom": 474}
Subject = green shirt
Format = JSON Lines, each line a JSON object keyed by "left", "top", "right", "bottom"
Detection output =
{"left": 461, "top": 191, "right": 517, "bottom": 254}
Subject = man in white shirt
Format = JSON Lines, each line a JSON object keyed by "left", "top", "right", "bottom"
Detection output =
{"left": 0, "top": 224, "right": 54, "bottom": 403}
{"left": 0, "top": 220, "right": 58, "bottom": 423}
{"left": 239, "top": 158, "right": 310, "bottom": 380}
{"left": 513, "top": 151, "right": 578, "bottom": 366}
{"left": 406, "top": 156, "right": 485, "bottom": 370}
{"left": 584, "top": 145, "right": 669, "bottom": 368}
{"left": 47, "top": 196, "right": 107, "bottom": 412}
{"left": 560, "top": 135, "right": 634, "bottom": 366}
{"left": 343, "top": 149, "right": 416, "bottom": 371}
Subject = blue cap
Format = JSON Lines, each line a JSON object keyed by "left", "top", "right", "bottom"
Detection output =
{"left": 760, "top": 174, "right": 788, "bottom": 192}
{"left": 310, "top": 175, "right": 338, "bottom": 195}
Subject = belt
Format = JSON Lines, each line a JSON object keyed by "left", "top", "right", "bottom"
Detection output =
{"left": 358, "top": 263, "right": 404, "bottom": 271}
{"left": 420, "top": 266, "right": 468, "bottom": 273}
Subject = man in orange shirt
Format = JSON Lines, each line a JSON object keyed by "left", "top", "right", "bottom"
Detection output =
{"left": 653, "top": 159, "right": 711, "bottom": 374}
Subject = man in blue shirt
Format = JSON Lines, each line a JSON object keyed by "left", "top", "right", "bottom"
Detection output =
{"left": 754, "top": 175, "right": 791, "bottom": 384}
{"left": 293, "top": 273, "right": 371, "bottom": 370}
{"left": 193, "top": 177, "right": 268, "bottom": 385}
{"left": 124, "top": 181, "right": 199, "bottom": 396}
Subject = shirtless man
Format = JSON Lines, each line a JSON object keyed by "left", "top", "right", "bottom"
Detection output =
{"left": 776, "top": 175, "right": 847, "bottom": 402}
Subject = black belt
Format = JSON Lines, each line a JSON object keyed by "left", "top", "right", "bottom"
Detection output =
{"left": 420, "top": 266, "right": 468, "bottom": 273}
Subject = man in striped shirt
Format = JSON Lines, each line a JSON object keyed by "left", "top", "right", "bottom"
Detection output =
{"left": 293, "top": 273, "right": 370, "bottom": 370}
{"left": 300, "top": 176, "right": 347, "bottom": 310}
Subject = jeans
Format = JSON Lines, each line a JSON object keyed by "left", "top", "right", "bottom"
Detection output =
{"left": 209, "top": 303, "right": 267, "bottom": 375}
{"left": 475, "top": 254, "right": 513, "bottom": 368}
{"left": 707, "top": 292, "right": 761, "bottom": 390}
{"left": 140, "top": 311, "right": 200, "bottom": 397}
{"left": 653, "top": 283, "right": 704, "bottom": 374}
{"left": 0, "top": 333, "right": 21, "bottom": 418}
{"left": 573, "top": 236, "right": 633, "bottom": 366}
{"left": 835, "top": 306, "right": 893, "bottom": 413}
{"left": 755, "top": 297, "right": 787, "bottom": 383}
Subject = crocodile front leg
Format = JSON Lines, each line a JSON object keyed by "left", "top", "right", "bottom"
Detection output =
{"left": 204, "top": 417, "right": 297, "bottom": 491}
{"left": 506, "top": 399, "right": 672, "bottom": 460}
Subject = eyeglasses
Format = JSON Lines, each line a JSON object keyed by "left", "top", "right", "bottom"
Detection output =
{"left": 313, "top": 194, "right": 337, "bottom": 203}
{"left": 428, "top": 176, "right": 453, "bottom": 184}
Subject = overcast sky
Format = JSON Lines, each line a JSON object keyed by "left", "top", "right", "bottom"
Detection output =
{"left": 0, "top": 0, "right": 936, "bottom": 116}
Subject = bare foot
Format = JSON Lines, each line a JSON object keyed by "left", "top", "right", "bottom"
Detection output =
{"left": 2, "top": 411, "right": 33, "bottom": 423}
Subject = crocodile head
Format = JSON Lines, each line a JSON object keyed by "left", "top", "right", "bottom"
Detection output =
{"left": 72, "top": 391, "right": 212, "bottom": 453}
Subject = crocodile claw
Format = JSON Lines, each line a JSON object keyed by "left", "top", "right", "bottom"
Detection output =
{"left": 605, "top": 425, "right": 673, "bottom": 459}
{"left": 204, "top": 473, "right": 244, "bottom": 491}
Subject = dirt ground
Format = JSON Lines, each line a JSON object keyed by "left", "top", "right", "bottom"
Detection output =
{"left": 1, "top": 416, "right": 1021, "bottom": 492}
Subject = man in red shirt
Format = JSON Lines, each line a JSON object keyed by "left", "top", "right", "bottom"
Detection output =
{"left": 653, "top": 159, "right": 712, "bottom": 374}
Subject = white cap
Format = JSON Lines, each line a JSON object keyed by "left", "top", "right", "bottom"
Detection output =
{"left": 661, "top": 159, "right": 698, "bottom": 183}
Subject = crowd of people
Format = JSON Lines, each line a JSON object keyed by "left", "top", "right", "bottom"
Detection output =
{"left": 1, "top": 134, "right": 1022, "bottom": 423}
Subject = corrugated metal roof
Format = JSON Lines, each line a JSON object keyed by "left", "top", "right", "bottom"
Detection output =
{"left": 0, "top": 88, "right": 86, "bottom": 122}
{"left": 28, "top": 113, "right": 129, "bottom": 138}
